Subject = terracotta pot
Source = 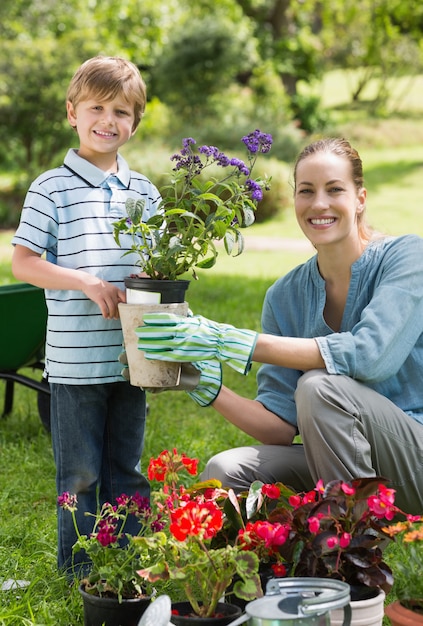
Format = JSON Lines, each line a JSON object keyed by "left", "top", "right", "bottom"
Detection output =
{"left": 170, "top": 601, "right": 242, "bottom": 625}
{"left": 330, "top": 588, "right": 385, "bottom": 626}
{"left": 119, "top": 301, "right": 188, "bottom": 388}
{"left": 385, "top": 599, "right": 423, "bottom": 625}
{"left": 78, "top": 584, "right": 151, "bottom": 626}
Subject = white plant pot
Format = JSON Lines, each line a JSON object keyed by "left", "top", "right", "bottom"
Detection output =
{"left": 119, "top": 300, "right": 188, "bottom": 388}
{"left": 330, "top": 589, "right": 385, "bottom": 626}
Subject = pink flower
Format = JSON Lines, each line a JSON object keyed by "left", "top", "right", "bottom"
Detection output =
{"left": 308, "top": 516, "right": 320, "bottom": 533}
{"left": 96, "top": 518, "right": 118, "bottom": 546}
{"left": 238, "top": 521, "right": 289, "bottom": 552}
{"left": 368, "top": 484, "right": 398, "bottom": 520}
{"left": 57, "top": 492, "right": 77, "bottom": 511}
{"left": 315, "top": 479, "right": 325, "bottom": 493}
{"left": 341, "top": 483, "right": 355, "bottom": 496}
{"left": 289, "top": 494, "right": 302, "bottom": 508}
{"left": 340, "top": 532, "right": 352, "bottom": 548}
{"left": 327, "top": 535, "right": 339, "bottom": 549}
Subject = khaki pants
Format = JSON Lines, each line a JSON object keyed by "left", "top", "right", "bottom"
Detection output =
{"left": 201, "top": 370, "right": 423, "bottom": 514}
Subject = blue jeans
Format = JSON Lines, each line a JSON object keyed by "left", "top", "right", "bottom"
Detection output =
{"left": 50, "top": 381, "right": 149, "bottom": 577}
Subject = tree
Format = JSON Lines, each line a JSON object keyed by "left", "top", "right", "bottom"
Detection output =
{"left": 318, "top": 0, "right": 423, "bottom": 110}
{"left": 152, "top": 11, "right": 258, "bottom": 119}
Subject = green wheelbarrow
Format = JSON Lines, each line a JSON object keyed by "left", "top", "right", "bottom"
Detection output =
{"left": 0, "top": 282, "right": 50, "bottom": 430}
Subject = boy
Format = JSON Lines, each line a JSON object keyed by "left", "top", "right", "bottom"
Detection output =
{"left": 12, "top": 56, "right": 161, "bottom": 577}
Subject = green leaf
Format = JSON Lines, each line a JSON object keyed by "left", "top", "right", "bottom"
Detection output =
{"left": 224, "top": 231, "right": 235, "bottom": 255}
{"left": 242, "top": 207, "right": 256, "bottom": 227}
{"left": 126, "top": 198, "right": 145, "bottom": 223}
{"left": 196, "top": 256, "right": 216, "bottom": 269}
{"left": 246, "top": 481, "right": 264, "bottom": 520}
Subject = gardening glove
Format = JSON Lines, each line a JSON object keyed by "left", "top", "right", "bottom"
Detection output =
{"left": 144, "top": 361, "right": 221, "bottom": 407}
{"left": 119, "top": 350, "right": 221, "bottom": 406}
{"left": 119, "top": 349, "right": 130, "bottom": 381}
{"left": 135, "top": 312, "right": 258, "bottom": 375}
{"left": 185, "top": 359, "right": 222, "bottom": 407}
{"left": 141, "top": 361, "right": 221, "bottom": 406}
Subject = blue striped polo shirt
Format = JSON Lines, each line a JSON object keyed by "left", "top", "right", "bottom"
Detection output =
{"left": 12, "top": 149, "right": 162, "bottom": 384}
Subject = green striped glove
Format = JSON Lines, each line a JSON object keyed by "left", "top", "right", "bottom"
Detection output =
{"left": 119, "top": 351, "right": 221, "bottom": 406}
{"left": 186, "top": 360, "right": 222, "bottom": 406}
{"left": 135, "top": 313, "right": 258, "bottom": 375}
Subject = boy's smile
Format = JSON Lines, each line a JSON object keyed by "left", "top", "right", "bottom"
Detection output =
{"left": 67, "top": 96, "right": 136, "bottom": 171}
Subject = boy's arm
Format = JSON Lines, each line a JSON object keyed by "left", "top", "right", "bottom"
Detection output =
{"left": 12, "top": 244, "right": 126, "bottom": 320}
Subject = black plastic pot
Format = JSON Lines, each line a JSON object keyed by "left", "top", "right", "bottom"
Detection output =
{"left": 79, "top": 584, "right": 151, "bottom": 626}
{"left": 124, "top": 277, "right": 190, "bottom": 304}
{"left": 170, "top": 601, "right": 242, "bottom": 625}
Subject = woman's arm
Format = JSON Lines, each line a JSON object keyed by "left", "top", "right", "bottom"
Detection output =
{"left": 12, "top": 244, "right": 126, "bottom": 319}
{"left": 253, "top": 334, "right": 325, "bottom": 370}
{"left": 211, "top": 384, "right": 297, "bottom": 445}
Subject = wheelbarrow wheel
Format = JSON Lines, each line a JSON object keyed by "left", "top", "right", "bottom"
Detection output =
{"left": 37, "top": 379, "right": 51, "bottom": 433}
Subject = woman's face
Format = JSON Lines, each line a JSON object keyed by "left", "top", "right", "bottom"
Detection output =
{"left": 294, "top": 151, "right": 366, "bottom": 249}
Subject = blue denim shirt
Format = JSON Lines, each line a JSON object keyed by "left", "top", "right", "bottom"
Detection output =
{"left": 256, "top": 234, "right": 423, "bottom": 427}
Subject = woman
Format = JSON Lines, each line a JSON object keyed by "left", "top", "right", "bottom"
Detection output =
{"left": 137, "top": 138, "right": 423, "bottom": 514}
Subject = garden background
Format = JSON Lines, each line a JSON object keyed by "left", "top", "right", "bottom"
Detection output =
{"left": 1, "top": 0, "right": 423, "bottom": 623}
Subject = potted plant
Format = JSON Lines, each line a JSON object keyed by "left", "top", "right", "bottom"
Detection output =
{"left": 133, "top": 448, "right": 288, "bottom": 623}
{"left": 114, "top": 130, "right": 272, "bottom": 388}
{"left": 59, "top": 448, "right": 281, "bottom": 624}
{"left": 113, "top": 129, "right": 273, "bottom": 287}
{"left": 58, "top": 491, "right": 159, "bottom": 626}
{"left": 383, "top": 514, "right": 423, "bottom": 625}
{"left": 222, "top": 476, "right": 398, "bottom": 625}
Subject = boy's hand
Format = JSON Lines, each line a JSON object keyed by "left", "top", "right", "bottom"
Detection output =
{"left": 82, "top": 276, "right": 126, "bottom": 319}
{"left": 135, "top": 312, "right": 258, "bottom": 374}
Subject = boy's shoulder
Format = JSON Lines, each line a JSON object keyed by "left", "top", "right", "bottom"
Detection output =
{"left": 29, "top": 163, "right": 69, "bottom": 189}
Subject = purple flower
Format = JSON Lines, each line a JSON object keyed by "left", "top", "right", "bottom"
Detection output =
{"left": 182, "top": 137, "right": 196, "bottom": 149}
{"left": 198, "top": 145, "right": 232, "bottom": 168}
{"left": 96, "top": 518, "right": 118, "bottom": 547}
{"left": 246, "top": 179, "right": 263, "bottom": 201}
{"left": 130, "top": 493, "right": 152, "bottom": 518}
{"left": 57, "top": 492, "right": 78, "bottom": 511}
{"left": 242, "top": 129, "right": 273, "bottom": 154}
{"left": 230, "top": 158, "right": 250, "bottom": 176}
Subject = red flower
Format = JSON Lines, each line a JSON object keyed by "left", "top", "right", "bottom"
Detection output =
{"left": 169, "top": 500, "right": 223, "bottom": 541}
{"left": 262, "top": 483, "right": 281, "bottom": 499}
{"left": 147, "top": 448, "right": 199, "bottom": 484}
{"left": 148, "top": 453, "right": 167, "bottom": 481}
{"left": 181, "top": 454, "right": 199, "bottom": 476}
{"left": 271, "top": 562, "right": 287, "bottom": 577}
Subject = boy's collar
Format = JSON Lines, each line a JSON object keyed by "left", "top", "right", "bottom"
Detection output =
{"left": 64, "top": 149, "right": 131, "bottom": 188}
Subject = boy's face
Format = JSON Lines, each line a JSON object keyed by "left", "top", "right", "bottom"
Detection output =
{"left": 66, "top": 95, "right": 137, "bottom": 169}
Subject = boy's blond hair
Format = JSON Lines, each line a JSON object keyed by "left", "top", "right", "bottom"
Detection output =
{"left": 66, "top": 56, "right": 146, "bottom": 130}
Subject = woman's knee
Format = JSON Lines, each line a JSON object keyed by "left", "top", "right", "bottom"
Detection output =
{"left": 295, "top": 370, "right": 355, "bottom": 431}
{"left": 295, "top": 370, "right": 330, "bottom": 420}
